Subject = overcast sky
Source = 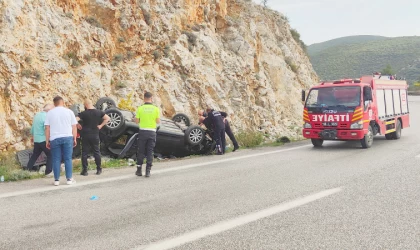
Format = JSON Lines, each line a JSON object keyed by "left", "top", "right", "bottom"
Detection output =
{"left": 257, "top": 0, "right": 420, "bottom": 45}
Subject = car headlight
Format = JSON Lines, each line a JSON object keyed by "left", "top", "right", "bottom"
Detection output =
{"left": 303, "top": 122, "right": 312, "bottom": 129}
{"left": 350, "top": 121, "right": 363, "bottom": 129}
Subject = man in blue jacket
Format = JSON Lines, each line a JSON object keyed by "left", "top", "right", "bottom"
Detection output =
{"left": 27, "top": 104, "right": 54, "bottom": 175}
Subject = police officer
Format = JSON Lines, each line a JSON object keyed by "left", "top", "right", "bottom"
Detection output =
{"left": 205, "top": 108, "right": 226, "bottom": 155}
{"left": 134, "top": 92, "right": 161, "bottom": 177}
{"left": 199, "top": 110, "right": 239, "bottom": 152}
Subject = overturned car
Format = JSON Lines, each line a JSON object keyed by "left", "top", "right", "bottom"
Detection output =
{"left": 85, "top": 97, "right": 216, "bottom": 159}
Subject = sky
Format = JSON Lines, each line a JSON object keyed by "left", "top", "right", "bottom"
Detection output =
{"left": 257, "top": 0, "right": 420, "bottom": 45}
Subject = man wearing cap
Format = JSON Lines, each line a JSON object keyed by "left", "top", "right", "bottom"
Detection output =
{"left": 134, "top": 91, "right": 161, "bottom": 177}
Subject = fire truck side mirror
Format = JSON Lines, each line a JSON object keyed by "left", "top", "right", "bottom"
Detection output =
{"left": 363, "top": 87, "right": 373, "bottom": 101}
{"left": 301, "top": 90, "right": 306, "bottom": 102}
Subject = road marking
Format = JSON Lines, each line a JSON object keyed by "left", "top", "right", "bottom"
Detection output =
{"left": 0, "top": 144, "right": 311, "bottom": 199}
{"left": 134, "top": 187, "right": 342, "bottom": 250}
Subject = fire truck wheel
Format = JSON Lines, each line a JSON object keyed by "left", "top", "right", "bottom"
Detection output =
{"left": 361, "top": 125, "right": 374, "bottom": 148}
{"left": 311, "top": 139, "right": 324, "bottom": 147}
{"left": 394, "top": 120, "right": 402, "bottom": 139}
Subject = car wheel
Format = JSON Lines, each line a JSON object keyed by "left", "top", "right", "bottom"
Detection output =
{"left": 96, "top": 97, "right": 117, "bottom": 111}
{"left": 69, "top": 104, "right": 83, "bottom": 117}
{"left": 185, "top": 125, "right": 205, "bottom": 146}
{"left": 105, "top": 109, "right": 125, "bottom": 131}
{"left": 173, "top": 113, "right": 191, "bottom": 126}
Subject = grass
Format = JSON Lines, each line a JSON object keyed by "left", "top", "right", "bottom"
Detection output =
{"left": 236, "top": 130, "right": 264, "bottom": 148}
{"left": 0, "top": 152, "right": 43, "bottom": 182}
{"left": 72, "top": 158, "right": 129, "bottom": 172}
{"left": 86, "top": 16, "right": 103, "bottom": 29}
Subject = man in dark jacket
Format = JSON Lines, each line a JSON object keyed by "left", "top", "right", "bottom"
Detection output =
{"left": 199, "top": 110, "right": 239, "bottom": 152}
{"left": 77, "top": 99, "right": 110, "bottom": 176}
{"left": 205, "top": 108, "right": 226, "bottom": 155}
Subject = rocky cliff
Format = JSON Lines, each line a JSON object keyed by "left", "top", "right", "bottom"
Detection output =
{"left": 0, "top": 0, "right": 318, "bottom": 151}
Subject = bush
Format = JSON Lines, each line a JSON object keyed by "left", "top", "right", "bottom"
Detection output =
{"left": 21, "top": 69, "right": 32, "bottom": 78}
{"left": 116, "top": 81, "right": 127, "bottom": 89}
{"left": 285, "top": 57, "right": 298, "bottom": 73}
{"left": 86, "top": 16, "right": 103, "bottom": 29}
{"left": 118, "top": 37, "right": 125, "bottom": 43}
{"left": 118, "top": 93, "right": 136, "bottom": 111}
{"left": 34, "top": 70, "right": 42, "bottom": 81}
{"left": 152, "top": 50, "right": 161, "bottom": 60}
{"left": 182, "top": 31, "right": 198, "bottom": 46}
{"left": 0, "top": 48, "right": 4, "bottom": 53}
{"left": 164, "top": 45, "right": 171, "bottom": 58}
{"left": 126, "top": 51, "right": 135, "bottom": 60}
{"left": 290, "top": 28, "right": 307, "bottom": 53}
{"left": 236, "top": 130, "right": 264, "bottom": 148}
{"left": 25, "top": 56, "right": 32, "bottom": 64}
{"left": 141, "top": 7, "right": 152, "bottom": 25}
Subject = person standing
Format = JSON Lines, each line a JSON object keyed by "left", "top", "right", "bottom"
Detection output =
{"left": 221, "top": 113, "right": 240, "bottom": 152}
{"left": 206, "top": 108, "right": 226, "bottom": 155}
{"left": 134, "top": 92, "right": 160, "bottom": 177}
{"left": 27, "top": 104, "right": 54, "bottom": 175}
{"left": 77, "top": 99, "right": 110, "bottom": 176}
{"left": 45, "top": 96, "right": 78, "bottom": 186}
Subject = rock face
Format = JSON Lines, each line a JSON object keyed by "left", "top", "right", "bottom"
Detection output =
{"left": 0, "top": 0, "right": 318, "bottom": 151}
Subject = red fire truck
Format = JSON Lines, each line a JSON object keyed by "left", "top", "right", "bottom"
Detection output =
{"left": 302, "top": 75, "right": 410, "bottom": 148}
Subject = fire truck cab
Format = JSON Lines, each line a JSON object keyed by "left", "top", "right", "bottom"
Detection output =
{"left": 302, "top": 75, "right": 410, "bottom": 148}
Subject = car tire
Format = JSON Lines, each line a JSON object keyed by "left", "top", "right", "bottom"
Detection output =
{"left": 69, "top": 104, "right": 82, "bottom": 117}
{"left": 96, "top": 97, "right": 117, "bottom": 111}
{"left": 311, "top": 139, "right": 324, "bottom": 147}
{"left": 173, "top": 113, "right": 191, "bottom": 126}
{"left": 105, "top": 109, "right": 125, "bottom": 131}
{"left": 185, "top": 125, "right": 205, "bottom": 146}
{"left": 361, "top": 125, "right": 374, "bottom": 149}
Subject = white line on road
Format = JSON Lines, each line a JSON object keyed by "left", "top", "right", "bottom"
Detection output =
{"left": 0, "top": 144, "right": 311, "bottom": 199}
{"left": 134, "top": 187, "right": 343, "bottom": 250}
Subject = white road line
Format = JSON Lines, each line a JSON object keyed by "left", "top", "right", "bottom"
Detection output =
{"left": 134, "top": 187, "right": 343, "bottom": 250}
{"left": 0, "top": 144, "right": 311, "bottom": 199}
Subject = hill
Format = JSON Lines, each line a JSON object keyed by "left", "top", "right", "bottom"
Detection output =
{"left": 0, "top": 0, "right": 317, "bottom": 150}
{"left": 308, "top": 35, "right": 387, "bottom": 55}
{"left": 308, "top": 36, "right": 420, "bottom": 84}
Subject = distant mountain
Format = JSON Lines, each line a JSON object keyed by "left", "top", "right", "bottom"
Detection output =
{"left": 308, "top": 36, "right": 420, "bottom": 84}
{"left": 308, "top": 35, "right": 388, "bottom": 55}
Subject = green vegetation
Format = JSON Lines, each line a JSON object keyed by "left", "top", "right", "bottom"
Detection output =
{"left": 86, "top": 16, "right": 103, "bottom": 29}
{"left": 308, "top": 35, "right": 387, "bottom": 55}
{"left": 290, "top": 28, "right": 307, "bottom": 53}
{"left": 308, "top": 36, "right": 420, "bottom": 84}
{"left": 0, "top": 152, "right": 42, "bottom": 182}
{"left": 285, "top": 57, "right": 298, "bottom": 73}
{"left": 236, "top": 130, "right": 264, "bottom": 148}
{"left": 382, "top": 64, "right": 394, "bottom": 75}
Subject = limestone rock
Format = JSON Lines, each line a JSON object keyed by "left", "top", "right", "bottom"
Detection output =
{"left": 0, "top": 0, "right": 317, "bottom": 150}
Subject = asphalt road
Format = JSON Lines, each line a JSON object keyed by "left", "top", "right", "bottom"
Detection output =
{"left": 1, "top": 97, "right": 420, "bottom": 250}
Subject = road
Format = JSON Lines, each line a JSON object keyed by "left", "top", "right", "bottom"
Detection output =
{"left": 1, "top": 97, "right": 420, "bottom": 250}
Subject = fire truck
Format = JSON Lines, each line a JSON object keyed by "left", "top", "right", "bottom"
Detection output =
{"left": 302, "top": 75, "right": 410, "bottom": 148}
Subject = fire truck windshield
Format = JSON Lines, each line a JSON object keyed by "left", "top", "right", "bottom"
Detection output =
{"left": 305, "top": 86, "right": 361, "bottom": 111}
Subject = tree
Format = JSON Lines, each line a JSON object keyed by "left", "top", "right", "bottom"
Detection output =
{"left": 261, "top": 0, "right": 268, "bottom": 8}
{"left": 381, "top": 64, "right": 394, "bottom": 75}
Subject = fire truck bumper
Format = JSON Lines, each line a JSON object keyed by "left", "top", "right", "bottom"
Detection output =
{"left": 303, "top": 129, "right": 365, "bottom": 140}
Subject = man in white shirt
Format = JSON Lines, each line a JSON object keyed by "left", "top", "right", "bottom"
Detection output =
{"left": 45, "top": 96, "right": 78, "bottom": 186}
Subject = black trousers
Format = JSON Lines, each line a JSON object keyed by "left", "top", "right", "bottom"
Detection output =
{"left": 81, "top": 134, "right": 101, "bottom": 170}
{"left": 27, "top": 141, "right": 52, "bottom": 174}
{"left": 214, "top": 126, "right": 226, "bottom": 154}
{"left": 225, "top": 120, "right": 239, "bottom": 148}
{"left": 137, "top": 130, "right": 156, "bottom": 167}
